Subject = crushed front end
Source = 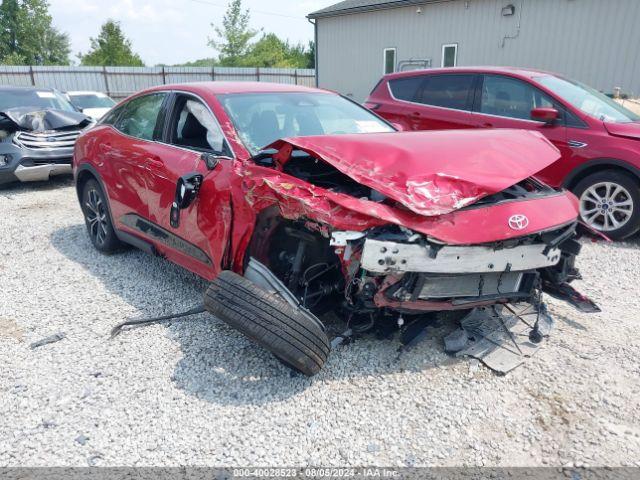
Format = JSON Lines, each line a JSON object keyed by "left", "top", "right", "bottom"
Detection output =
{"left": 0, "top": 107, "right": 93, "bottom": 185}
{"left": 241, "top": 130, "right": 600, "bottom": 372}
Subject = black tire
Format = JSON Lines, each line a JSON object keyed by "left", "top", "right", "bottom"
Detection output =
{"left": 573, "top": 170, "right": 640, "bottom": 240}
{"left": 80, "top": 179, "right": 123, "bottom": 253}
{"left": 204, "top": 271, "right": 330, "bottom": 376}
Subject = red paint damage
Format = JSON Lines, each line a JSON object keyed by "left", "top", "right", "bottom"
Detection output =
{"left": 241, "top": 129, "right": 577, "bottom": 245}
{"left": 270, "top": 129, "right": 561, "bottom": 216}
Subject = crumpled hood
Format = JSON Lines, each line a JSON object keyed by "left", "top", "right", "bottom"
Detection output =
{"left": 603, "top": 121, "right": 640, "bottom": 140}
{"left": 269, "top": 129, "right": 561, "bottom": 216}
{"left": 0, "top": 107, "right": 92, "bottom": 132}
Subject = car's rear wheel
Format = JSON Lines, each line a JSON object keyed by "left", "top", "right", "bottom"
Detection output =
{"left": 81, "top": 179, "right": 123, "bottom": 253}
{"left": 574, "top": 171, "right": 640, "bottom": 240}
{"left": 204, "top": 270, "right": 330, "bottom": 376}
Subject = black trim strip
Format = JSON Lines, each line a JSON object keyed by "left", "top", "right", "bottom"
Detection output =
{"left": 120, "top": 213, "right": 212, "bottom": 267}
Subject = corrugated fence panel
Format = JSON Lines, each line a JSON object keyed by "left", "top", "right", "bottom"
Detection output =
{"left": 0, "top": 66, "right": 316, "bottom": 99}
{"left": 32, "top": 66, "right": 106, "bottom": 93}
{"left": 105, "top": 66, "right": 164, "bottom": 98}
{"left": 0, "top": 65, "right": 33, "bottom": 87}
{"left": 164, "top": 66, "right": 215, "bottom": 84}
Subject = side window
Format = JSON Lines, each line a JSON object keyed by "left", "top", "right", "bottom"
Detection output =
{"left": 479, "top": 75, "right": 555, "bottom": 121}
{"left": 168, "top": 95, "right": 231, "bottom": 155}
{"left": 388, "top": 76, "right": 424, "bottom": 102}
{"left": 419, "top": 74, "right": 475, "bottom": 111}
{"left": 100, "top": 103, "right": 124, "bottom": 126}
{"left": 115, "top": 93, "right": 166, "bottom": 140}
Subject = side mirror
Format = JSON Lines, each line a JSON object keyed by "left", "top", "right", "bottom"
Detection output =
{"left": 531, "top": 107, "right": 559, "bottom": 124}
{"left": 391, "top": 122, "right": 406, "bottom": 132}
{"left": 201, "top": 152, "right": 220, "bottom": 170}
{"left": 170, "top": 172, "right": 203, "bottom": 228}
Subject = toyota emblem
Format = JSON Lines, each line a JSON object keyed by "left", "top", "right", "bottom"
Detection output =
{"left": 508, "top": 214, "right": 529, "bottom": 230}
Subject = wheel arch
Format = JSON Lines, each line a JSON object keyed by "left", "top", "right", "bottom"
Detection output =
{"left": 75, "top": 164, "right": 104, "bottom": 203}
{"left": 563, "top": 159, "right": 640, "bottom": 191}
{"left": 75, "top": 163, "right": 119, "bottom": 230}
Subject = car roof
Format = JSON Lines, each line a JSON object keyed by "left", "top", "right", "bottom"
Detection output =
{"left": 383, "top": 66, "right": 557, "bottom": 80}
{"left": 143, "top": 81, "right": 331, "bottom": 96}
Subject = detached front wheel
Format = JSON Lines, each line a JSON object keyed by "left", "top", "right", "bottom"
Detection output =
{"left": 574, "top": 171, "right": 640, "bottom": 240}
{"left": 204, "top": 271, "right": 330, "bottom": 376}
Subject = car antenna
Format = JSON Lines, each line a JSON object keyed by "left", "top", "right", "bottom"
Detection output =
{"left": 110, "top": 304, "right": 206, "bottom": 339}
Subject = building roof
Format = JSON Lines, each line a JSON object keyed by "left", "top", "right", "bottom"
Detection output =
{"left": 308, "top": 0, "right": 432, "bottom": 19}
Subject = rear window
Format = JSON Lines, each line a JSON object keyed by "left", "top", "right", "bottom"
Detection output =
{"left": 69, "top": 93, "right": 115, "bottom": 109}
{"left": 0, "top": 89, "right": 76, "bottom": 112}
{"left": 388, "top": 76, "right": 423, "bottom": 102}
{"left": 419, "top": 74, "right": 475, "bottom": 111}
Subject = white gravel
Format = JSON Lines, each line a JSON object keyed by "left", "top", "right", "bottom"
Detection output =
{"left": 1, "top": 177, "right": 640, "bottom": 467}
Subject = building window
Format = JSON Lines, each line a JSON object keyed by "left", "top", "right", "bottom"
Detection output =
{"left": 441, "top": 43, "right": 458, "bottom": 67}
{"left": 383, "top": 48, "right": 396, "bottom": 74}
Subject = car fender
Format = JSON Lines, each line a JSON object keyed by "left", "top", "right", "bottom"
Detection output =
{"left": 562, "top": 158, "right": 640, "bottom": 189}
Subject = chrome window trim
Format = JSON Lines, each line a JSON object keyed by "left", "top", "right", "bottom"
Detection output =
{"left": 470, "top": 110, "right": 548, "bottom": 125}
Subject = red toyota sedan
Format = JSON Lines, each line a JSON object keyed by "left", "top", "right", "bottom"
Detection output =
{"left": 366, "top": 67, "right": 640, "bottom": 239}
{"left": 73, "top": 82, "right": 597, "bottom": 376}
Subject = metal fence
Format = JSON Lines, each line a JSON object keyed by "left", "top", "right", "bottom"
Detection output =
{"left": 0, "top": 65, "right": 316, "bottom": 99}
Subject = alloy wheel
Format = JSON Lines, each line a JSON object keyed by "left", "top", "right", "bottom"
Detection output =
{"left": 85, "top": 188, "right": 109, "bottom": 245}
{"left": 579, "top": 181, "right": 634, "bottom": 232}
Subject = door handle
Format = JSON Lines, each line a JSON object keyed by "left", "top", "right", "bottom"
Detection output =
{"left": 481, "top": 122, "right": 494, "bottom": 128}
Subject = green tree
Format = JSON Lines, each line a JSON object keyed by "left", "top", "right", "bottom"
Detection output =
{"left": 305, "top": 40, "right": 315, "bottom": 69}
{"left": 241, "top": 33, "right": 288, "bottom": 67}
{"left": 208, "top": 0, "right": 259, "bottom": 66}
{"left": 239, "top": 35, "right": 315, "bottom": 69}
{"left": 79, "top": 20, "right": 144, "bottom": 66}
{"left": 0, "top": 0, "right": 71, "bottom": 65}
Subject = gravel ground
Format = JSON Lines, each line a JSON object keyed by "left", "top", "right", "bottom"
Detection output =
{"left": 1, "top": 177, "right": 639, "bottom": 467}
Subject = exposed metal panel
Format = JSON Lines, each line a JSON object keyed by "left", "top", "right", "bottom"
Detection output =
{"left": 316, "top": 0, "right": 640, "bottom": 101}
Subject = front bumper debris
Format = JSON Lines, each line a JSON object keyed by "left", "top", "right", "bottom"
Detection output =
{"left": 444, "top": 303, "right": 555, "bottom": 374}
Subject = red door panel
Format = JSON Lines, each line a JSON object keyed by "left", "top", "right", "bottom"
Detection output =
{"left": 96, "top": 127, "right": 149, "bottom": 222}
{"left": 409, "top": 105, "right": 476, "bottom": 130}
{"left": 141, "top": 94, "right": 236, "bottom": 280}
{"left": 472, "top": 75, "right": 570, "bottom": 186}
{"left": 142, "top": 145, "right": 228, "bottom": 279}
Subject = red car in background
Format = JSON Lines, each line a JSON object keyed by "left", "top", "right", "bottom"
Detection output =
{"left": 74, "top": 82, "right": 597, "bottom": 376}
{"left": 366, "top": 67, "right": 640, "bottom": 239}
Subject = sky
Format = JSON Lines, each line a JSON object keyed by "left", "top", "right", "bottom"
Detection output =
{"left": 48, "top": 0, "right": 337, "bottom": 65}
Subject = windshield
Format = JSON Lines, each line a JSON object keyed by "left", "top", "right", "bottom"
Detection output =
{"left": 0, "top": 89, "right": 76, "bottom": 112}
{"left": 219, "top": 92, "right": 394, "bottom": 154}
{"left": 537, "top": 75, "right": 640, "bottom": 123}
{"left": 69, "top": 93, "right": 115, "bottom": 109}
